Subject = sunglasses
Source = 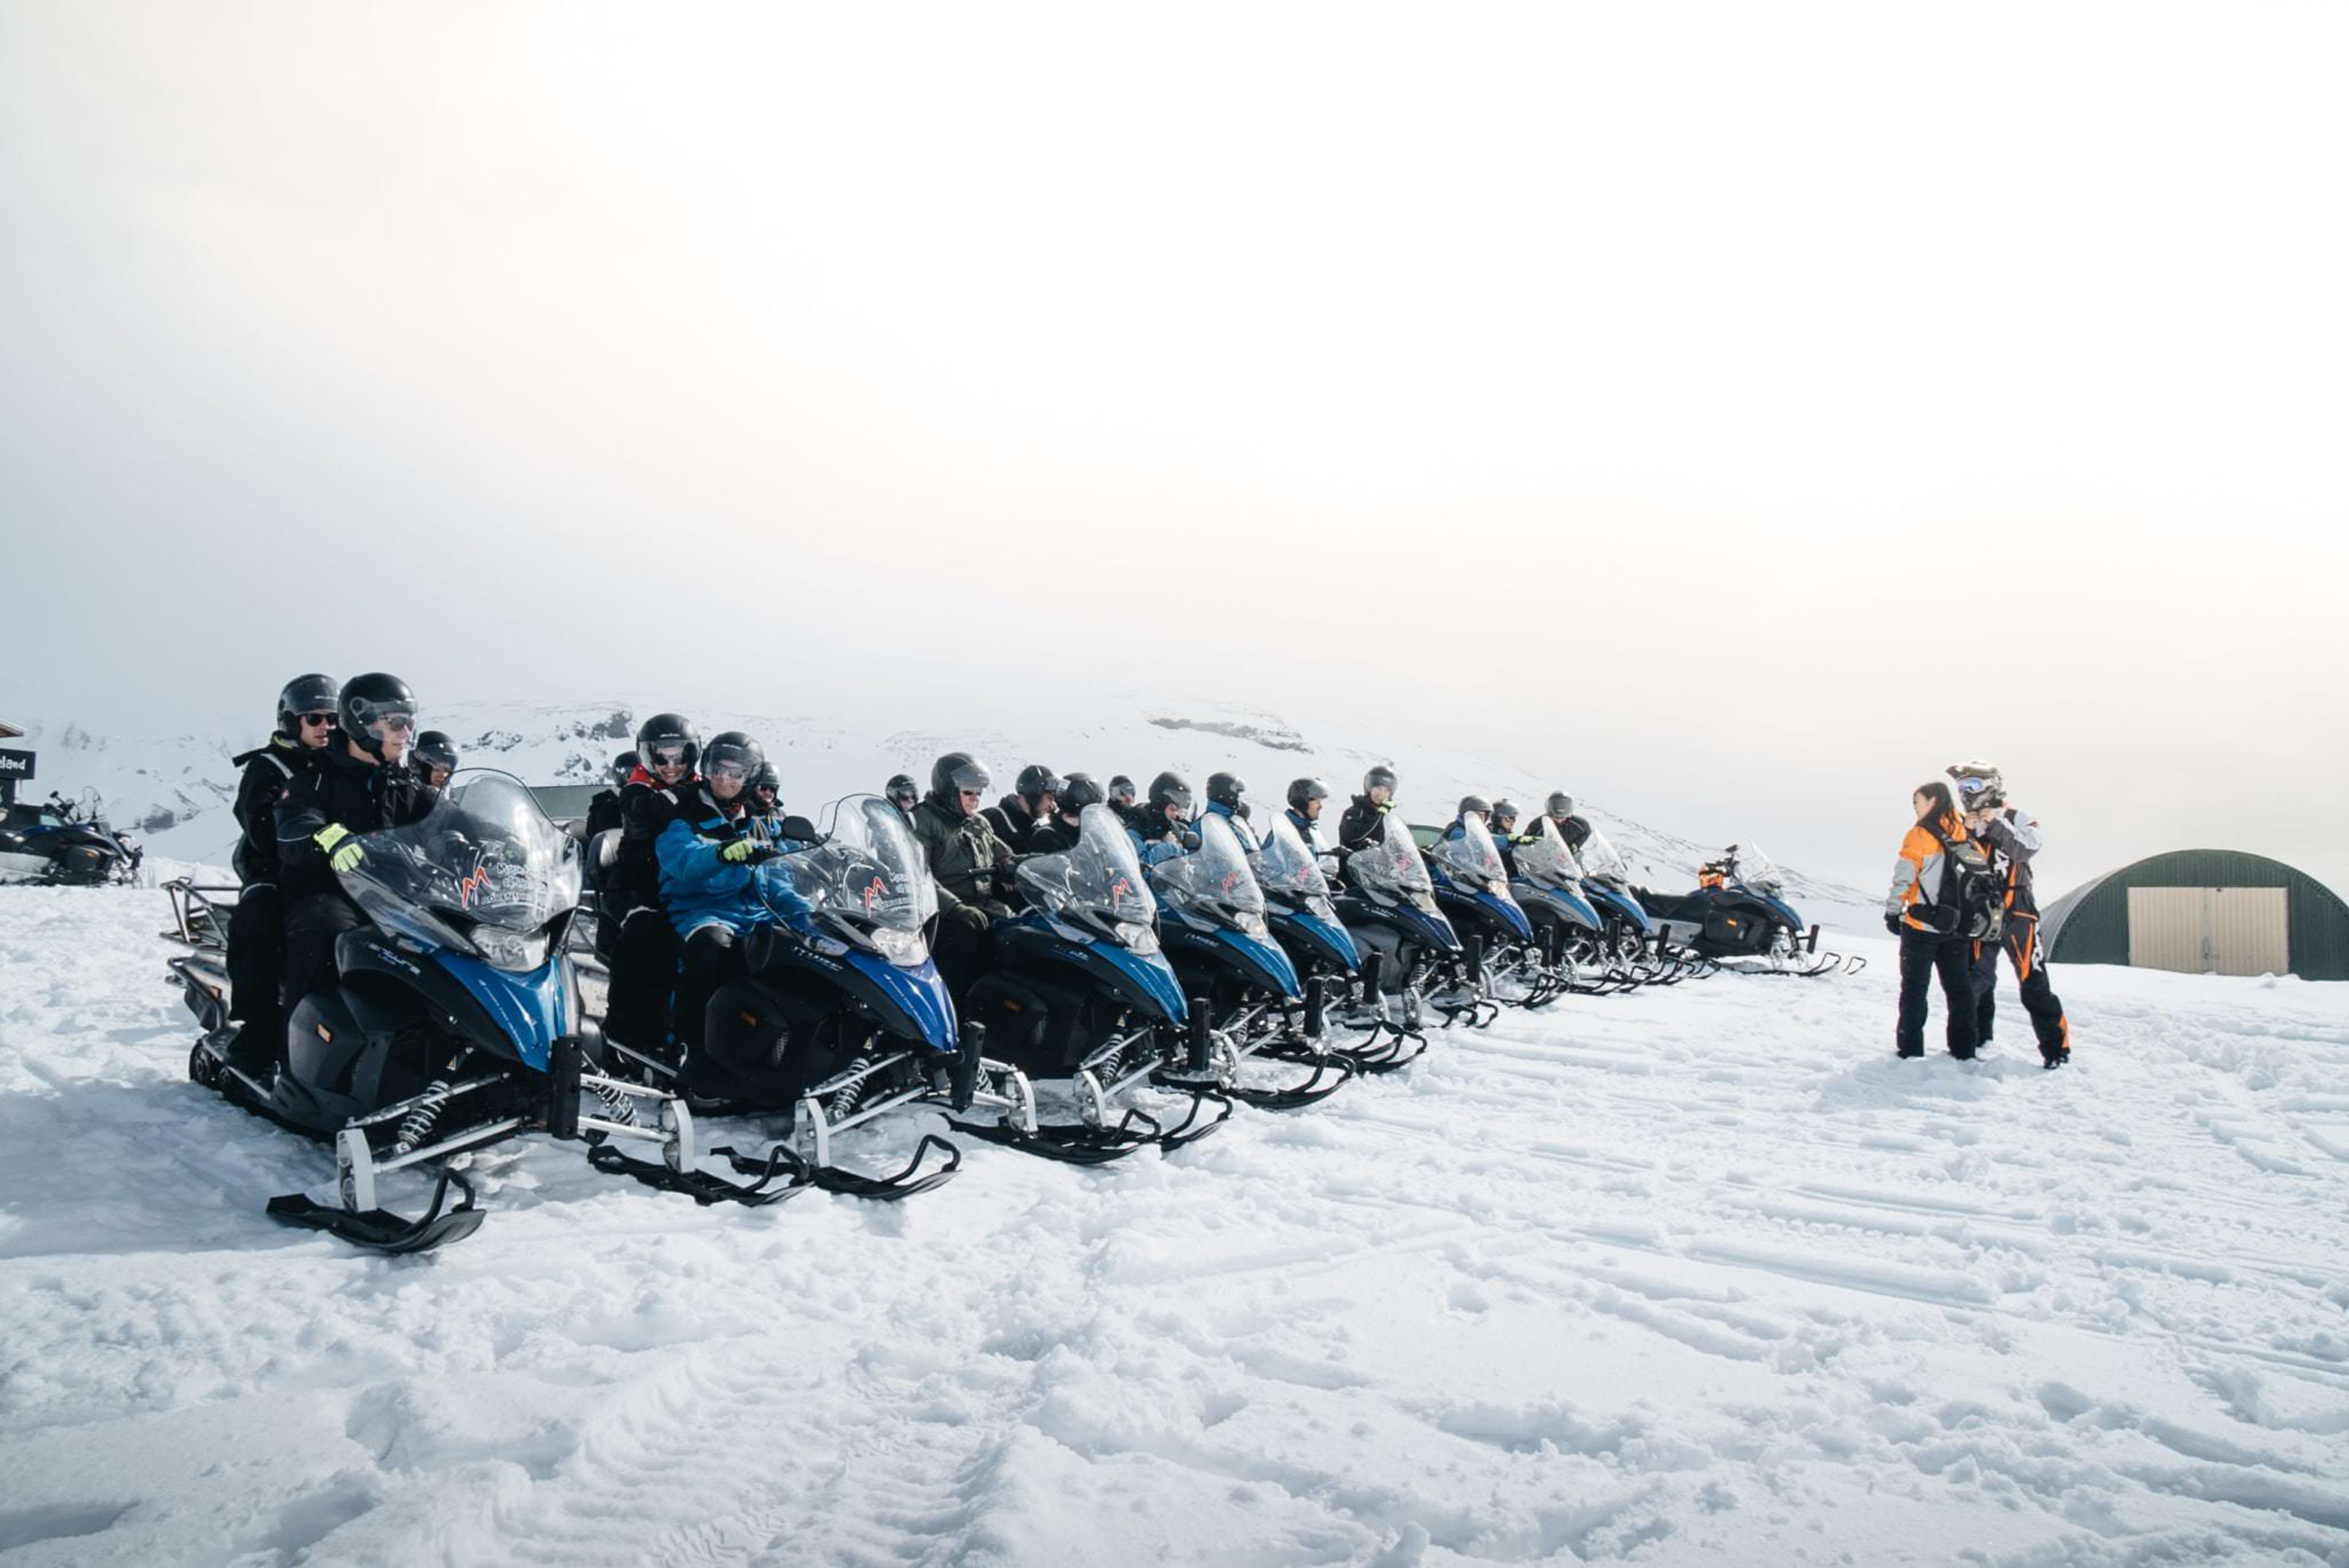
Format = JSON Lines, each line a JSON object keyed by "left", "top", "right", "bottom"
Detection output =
{"left": 647, "top": 745, "right": 689, "bottom": 767}
{"left": 299, "top": 713, "right": 335, "bottom": 728}
{"left": 370, "top": 713, "right": 417, "bottom": 734}
{"left": 708, "top": 764, "right": 749, "bottom": 784}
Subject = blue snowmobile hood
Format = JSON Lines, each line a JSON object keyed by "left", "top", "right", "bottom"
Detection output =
{"left": 436, "top": 948, "right": 568, "bottom": 1072}
{"left": 1512, "top": 878, "right": 1603, "bottom": 931}
{"left": 1431, "top": 861, "right": 1534, "bottom": 943}
{"left": 776, "top": 912, "right": 959, "bottom": 1052}
{"left": 1267, "top": 902, "right": 1360, "bottom": 973}
{"left": 1200, "top": 921, "right": 1302, "bottom": 1000}
{"left": 1581, "top": 880, "right": 1653, "bottom": 934}
{"left": 1000, "top": 911, "right": 1190, "bottom": 1025}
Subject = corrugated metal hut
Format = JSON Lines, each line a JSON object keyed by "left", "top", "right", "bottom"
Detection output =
{"left": 2038, "top": 849, "right": 2349, "bottom": 981}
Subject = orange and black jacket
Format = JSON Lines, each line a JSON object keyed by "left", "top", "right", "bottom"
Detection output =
{"left": 1975, "top": 807, "right": 2046, "bottom": 920}
{"left": 1885, "top": 811, "right": 1972, "bottom": 933}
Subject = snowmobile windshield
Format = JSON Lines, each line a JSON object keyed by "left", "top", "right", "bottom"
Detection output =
{"left": 1514, "top": 817, "right": 1584, "bottom": 886}
{"left": 1249, "top": 806, "right": 1335, "bottom": 907}
{"left": 1151, "top": 812, "right": 1269, "bottom": 936}
{"left": 764, "top": 795, "right": 938, "bottom": 935}
{"left": 1017, "top": 803, "right": 1159, "bottom": 949}
{"left": 1731, "top": 844, "right": 1786, "bottom": 894}
{"left": 1428, "top": 816, "right": 1508, "bottom": 890}
{"left": 1576, "top": 825, "right": 1631, "bottom": 886}
{"left": 1347, "top": 811, "right": 1435, "bottom": 900}
{"left": 344, "top": 772, "right": 582, "bottom": 940}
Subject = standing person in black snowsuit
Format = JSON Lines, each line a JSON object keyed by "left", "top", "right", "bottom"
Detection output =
{"left": 982, "top": 764, "right": 1063, "bottom": 848}
{"left": 585, "top": 751, "right": 637, "bottom": 841}
{"left": 1885, "top": 780, "right": 1992, "bottom": 1061}
{"left": 221, "top": 674, "right": 338, "bottom": 1079}
{"left": 601, "top": 715, "right": 700, "bottom": 1058}
{"left": 1950, "top": 762, "right": 2073, "bottom": 1068}
{"left": 274, "top": 673, "right": 437, "bottom": 1011}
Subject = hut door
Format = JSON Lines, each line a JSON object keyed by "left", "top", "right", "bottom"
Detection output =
{"left": 2126, "top": 886, "right": 2288, "bottom": 975}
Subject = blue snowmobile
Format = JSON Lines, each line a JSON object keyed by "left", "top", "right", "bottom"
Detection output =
{"left": 173, "top": 773, "right": 687, "bottom": 1251}
{"left": 1330, "top": 811, "right": 1460, "bottom": 1062}
{"left": 0, "top": 788, "right": 142, "bottom": 886}
{"left": 1420, "top": 815, "right": 1537, "bottom": 1025}
{"left": 1146, "top": 809, "right": 1350, "bottom": 1109}
{"left": 1497, "top": 817, "right": 1639, "bottom": 999}
{"left": 607, "top": 793, "right": 1069, "bottom": 1197}
{"left": 955, "top": 803, "right": 1231, "bottom": 1157}
{"left": 1242, "top": 803, "right": 1414, "bottom": 1077}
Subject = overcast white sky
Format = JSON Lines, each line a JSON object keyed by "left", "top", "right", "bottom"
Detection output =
{"left": 3, "top": 1, "right": 2344, "bottom": 899}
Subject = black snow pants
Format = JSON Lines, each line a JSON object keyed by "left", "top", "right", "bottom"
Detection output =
{"left": 1972, "top": 915, "right": 2071, "bottom": 1064}
{"left": 225, "top": 883, "right": 284, "bottom": 1064}
{"left": 672, "top": 924, "right": 746, "bottom": 1053}
{"left": 281, "top": 891, "right": 366, "bottom": 1010}
{"left": 603, "top": 905, "right": 679, "bottom": 1053}
{"left": 1896, "top": 926, "right": 1979, "bottom": 1060}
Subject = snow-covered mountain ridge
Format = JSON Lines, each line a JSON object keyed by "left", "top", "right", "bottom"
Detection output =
{"left": 6, "top": 696, "right": 1874, "bottom": 924}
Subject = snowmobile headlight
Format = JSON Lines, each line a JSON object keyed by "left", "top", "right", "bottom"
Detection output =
{"left": 1116, "top": 920, "right": 1160, "bottom": 954}
{"left": 1230, "top": 907, "right": 1269, "bottom": 940}
{"left": 869, "top": 924, "right": 929, "bottom": 967}
{"left": 471, "top": 925, "right": 549, "bottom": 972}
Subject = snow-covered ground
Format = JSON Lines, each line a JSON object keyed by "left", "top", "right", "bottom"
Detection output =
{"left": 3, "top": 883, "right": 2347, "bottom": 1565}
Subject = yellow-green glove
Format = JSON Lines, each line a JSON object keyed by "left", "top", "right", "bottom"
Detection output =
{"left": 315, "top": 823, "right": 365, "bottom": 872}
{"left": 719, "top": 838, "right": 756, "bottom": 863}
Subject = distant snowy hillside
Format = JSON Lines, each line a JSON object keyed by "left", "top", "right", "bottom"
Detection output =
{"left": 7, "top": 697, "right": 1874, "bottom": 929}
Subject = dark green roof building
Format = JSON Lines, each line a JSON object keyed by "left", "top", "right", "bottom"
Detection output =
{"left": 2038, "top": 849, "right": 2349, "bottom": 981}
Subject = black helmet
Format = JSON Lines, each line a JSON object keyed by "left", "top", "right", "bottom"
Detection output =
{"left": 1015, "top": 763, "right": 1066, "bottom": 804}
{"left": 1059, "top": 773, "right": 1105, "bottom": 814}
{"left": 1457, "top": 794, "right": 1490, "bottom": 819}
{"left": 1107, "top": 775, "right": 1137, "bottom": 806}
{"left": 339, "top": 673, "right": 417, "bottom": 761}
{"left": 1286, "top": 777, "right": 1330, "bottom": 812}
{"left": 413, "top": 730, "right": 460, "bottom": 776}
{"left": 1545, "top": 790, "right": 1575, "bottom": 817}
{"left": 885, "top": 773, "right": 919, "bottom": 809}
{"left": 636, "top": 713, "right": 700, "bottom": 776}
{"left": 749, "top": 762, "right": 780, "bottom": 797}
{"left": 1363, "top": 765, "right": 1397, "bottom": 796}
{"left": 1491, "top": 799, "right": 1520, "bottom": 831}
{"left": 703, "top": 731, "right": 763, "bottom": 786}
{"left": 1946, "top": 760, "right": 2006, "bottom": 811}
{"left": 609, "top": 749, "right": 639, "bottom": 787}
{"left": 1206, "top": 771, "right": 1249, "bottom": 816}
{"left": 275, "top": 674, "right": 340, "bottom": 740}
{"left": 931, "top": 752, "right": 991, "bottom": 809}
{"left": 1148, "top": 771, "right": 1194, "bottom": 820}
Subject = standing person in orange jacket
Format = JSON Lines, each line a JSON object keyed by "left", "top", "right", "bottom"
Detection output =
{"left": 1884, "top": 780, "right": 1991, "bottom": 1061}
{"left": 1949, "top": 762, "right": 2073, "bottom": 1069}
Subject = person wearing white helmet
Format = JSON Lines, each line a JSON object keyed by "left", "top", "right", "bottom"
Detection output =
{"left": 1949, "top": 762, "right": 2072, "bottom": 1069}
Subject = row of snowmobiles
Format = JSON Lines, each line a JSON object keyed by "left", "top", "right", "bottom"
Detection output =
{"left": 157, "top": 772, "right": 1852, "bottom": 1254}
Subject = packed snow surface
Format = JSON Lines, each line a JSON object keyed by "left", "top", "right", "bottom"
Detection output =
{"left": 4, "top": 885, "right": 2348, "bottom": 1566}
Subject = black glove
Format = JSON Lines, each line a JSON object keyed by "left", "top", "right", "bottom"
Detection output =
{"left": 1180, "top": 830, "right": 1201, "bottom": 852}
{"left": 1883, "top": 911, "right": 1904, "bottom": 935}
{"left": 747, "top": 844, "right": 781, "bottom": 866}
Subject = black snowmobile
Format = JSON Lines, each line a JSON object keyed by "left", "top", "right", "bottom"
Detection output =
{"left": 0, "top": 789, "right": 142, "bottom": 886}
{"left": 169, "top": 773, "right": 687, "bottom": 1251}
{"left": 1635, "top": 844, "right": 1857, "bottom": 977}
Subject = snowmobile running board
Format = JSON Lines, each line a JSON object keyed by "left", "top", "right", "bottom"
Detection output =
{"left": 267, "top": 1165, "right": 485, "bottom": 1254}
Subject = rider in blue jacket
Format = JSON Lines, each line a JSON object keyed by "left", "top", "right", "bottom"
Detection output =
{"left": 656, "top": 732, "right": 807, "bottom": 1063}
{"left": 1129, "top": 772, "right": 1196, "bottom": 866}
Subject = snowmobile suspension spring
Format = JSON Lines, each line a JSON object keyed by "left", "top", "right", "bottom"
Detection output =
{"left": 392, "top": 1080, "right": 452, "bottom": 1157}
{"left": 588, "top": 1077, "right": 637, "bottom": 1128}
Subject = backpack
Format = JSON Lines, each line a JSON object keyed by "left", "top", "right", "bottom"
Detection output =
{"left": 1927, "top": 823, "right": 2005, "bottom": 942}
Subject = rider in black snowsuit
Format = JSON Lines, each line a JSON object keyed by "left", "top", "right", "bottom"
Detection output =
{"left": 274, "top": 674, "right": 436, "bottom": 1011}
{"left": 223, "top": 674, "right": 338, "bottom": 1077}
{"left": 602, "top": 716, "right": 700, "bottom": 1057}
